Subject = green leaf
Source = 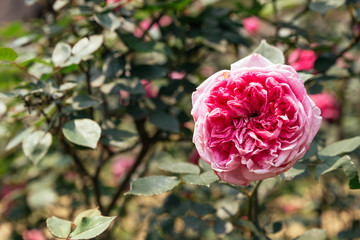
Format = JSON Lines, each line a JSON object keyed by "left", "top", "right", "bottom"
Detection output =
{"left": 62, "top": 119, "right": 101, "bottom": 149}
{"left": 22, "top": 130, "right": 52, "bottom": 164}
{"left": 103, "top": 55, "right": 125, "bottom": 78}
{"left": 343, "top": 159, "right": 360, "bottom": 189}
{"left": 63, "top": 95, "right": 101, "bottom": 112}
{"left": 131, "top": 64, "right": 168, "bottom": 80}
{"left": 149, "top": 111, "right": 179, "bottom": 133}
{"left": 52, "top": 42, "right": 71, "bottom": 67}
{"left": 69, "top": 216, "right": 116, "bottom": 239}
{"left": 253, "top": 40, "right": 284, "bottom": 64}
{"left": 298, "top": 72, "right": 314, "bottom": 83}
{"left": 309, "top": 0, "right": 345, "bottom": 15}
{"left": 213, "top": 219, "right": 233, "bottom": 236}
{"left": 53, "top": 0, "right": 70, "bottom": 11}
{"left": 183, "top": 215, "right": 207, "bottom": 232}
{"left": 294, "top": 228, "right": 326, "bottom": 240}
{"left": 46, "top": 216, "right": 72, "bottom": 239}
{"left": 199, "top": 159, "right": 212, "bottom": 171}
{"left": 182, "top": 171, "right": 219, "bottom": 186}
{"left": 0, "top": 47, "right": 17, "bottom": 62}
{"left": 314, "top": 53, "right": 337, "bottom": 72}
{"left": 5, "top": 127, "right": 35, "bottom": 151}
{"left": 74, "top": 208, "right": 101, "bottom": 226}
{"left": 159, "top": 162, "right": 200, "bottom": 174}
{"left": 281, "top": 163, "right": 309, "bottom": 180}
{"left": 94, "top": 12, "right": 122, "bottom": 31}
{"left": 125, "top": 176, "right": 180, "bottom": 196}
{"left": 72, "top": 35, "right": 103, "bottom": 60}
{"left": 318, "top": 136, "right": 360, "bottom": 157}
{"left": 315, "top": 155, "right": 351, "bottom": 179}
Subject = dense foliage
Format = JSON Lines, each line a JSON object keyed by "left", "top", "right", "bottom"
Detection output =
{"left": 1, "top": 0, "right": 360, "bottom": 239}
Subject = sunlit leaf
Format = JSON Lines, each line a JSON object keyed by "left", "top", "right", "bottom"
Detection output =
{"left": 253, "top": 40, "right": 284, "bottom": 64}
{"left": 281, "top": 163, "right": 309, "bottom": 180}
{"left": 69, "top": 216, "right": 116, "bottom": 239}
{"left": 72, "top": 35, "right": 103, "bottom": 60}
{"left": 46, "top": 216, "right": 72, "bottom": 239}
{"left": 62, "top": 119, "right": 101, "bottom": 149}
{"left": 5, "top": 127, "right": 35, "bottom": 151}
{"left": 52, "top": 42, "right": 71, "bottom": 66}
{"left": 22, "top": 130, "right": 52, "bottom": 164}
{"left": 294, "top": 228, "right": 326, "bottom": 240}
{"left": 0, "top": 47, "right": 17, "bottom": 62}
{"left": 74, "top": 208, "right": 101, "bottom": 227}
{"left": 125, "top": 176, "right": 180, "bottom": 196}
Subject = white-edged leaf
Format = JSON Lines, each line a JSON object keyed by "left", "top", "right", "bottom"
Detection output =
{"left": 253, "top": 39, "right": 284, "bottom": 64}
{"left": 62, "top": 119, "right": 101, "bottom": 149}
{"left": 69, "top": 216, "right": 116, "bottom": 239}
{"left": 125, "top": 176, "right": 180, "bottom": 196}
{"left": 22, "top": 130, "right": 52, "bottom": 164}
{"left": 5, "top": 127, "right": 35, "bottom": 151}
{"left": 94, "top": 12, "right": 122, "bottom": 31}
{"left": 295, "top": 228, "right": 326, "bottom": 240}
{"left": 52, "top": 42, "right": 71, "bottom": 66}
{"left": 53, "top": 0, "right": 70, "bottom": 11}
{"left": 298, "top": 72, "right": 314, "bottom": 83}
{"left": 74, "top": 208, "right": 101, "bottom": 226}
{"left": 309, "top": 0, "right": 345, "bottom": 15}
{"left": 46, "top": 216, "right": 72, "bottom": 239}
{"left": 72, "top": 35, "right": 103, "bottom": 60}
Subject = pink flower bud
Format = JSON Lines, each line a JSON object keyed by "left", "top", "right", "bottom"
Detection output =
{"left": 288, "top": 48, "right": 316, "bottom": 71}
{"left": 22, "top": 229, "right": 46, "bottom": 240}
{"left": 243, "top": 16, "right": 260, "bottom": 35}
{"left": 170, "top": 71, "right": 186, "bottom": 80}
{"left": 112, "top": 156, "right": 135, "bottom": 183}
{"left": 140, "top": 79, "right": 159, "bottom": 98}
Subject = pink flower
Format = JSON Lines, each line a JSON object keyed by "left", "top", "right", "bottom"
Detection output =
{"left": 134, "top": 16, "right": 172, "bottom": 39}
{"left": 288, "top": 49, "right": 316, "bottom": 71}
{"left": 189, "top": 150, "right": 200, "bottom": 165}
{"left": 243, "top": 16, "right": 261, "bottom": 35}
{"left": 22, "top": 229, "right": 46, "bottom": 240}
{"left": 112, "top": 156, "right": 135, "bottom": 183}
{"left": 170, "top": 71, "right": 186, "bottom": 80}
{"left": 310, "top": 92, "right": 340, "bottom": 122}
{"left": 140, "top": 79, "right": 159, "bottom": 98}
{"left": 191, "top": 54, "right": 322, "bottom": 185}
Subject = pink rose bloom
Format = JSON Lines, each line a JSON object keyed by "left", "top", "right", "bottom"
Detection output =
{"left": 288, "top": 49, "right": 316, "bottom": 71}
{"left": 310, "top": 92, "right": 340, "bottom": 122}
{"left": 140, "top": 79, "right": 159, "bottom": 98}
{"left": 243, "top": 16, "right": 260, "bottom": 35}
{"left": 112, "top": 156, "right": 134, "bottom": 183}
{"left": 191, "top": 54, "right": 322, "bottom": 185}
{"left": 22, "top": 229, "right": 46, "bottom": 240}
{"left": 170, "top": 71, "right": 186, "bottom": 80}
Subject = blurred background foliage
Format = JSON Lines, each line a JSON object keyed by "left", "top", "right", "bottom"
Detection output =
{"left": 0, "top": 0, "right": 360, "bottom": 239}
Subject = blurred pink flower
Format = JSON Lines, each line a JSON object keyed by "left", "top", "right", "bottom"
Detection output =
{"left": 170, "top": 71, "right": 186, "bottom": 80}
{"left": 189, "top": 150, "right": 200, "bottom": 165}
{"left": 310, "top": 92, "right": 340, "bottom": 122}
{"left": 159, "top": 15, "right": 172, "bottom": 27}
{"left": 288, "top": 49, "right": 316, "bottom": 71}
{"left": 112, "top": 156, "right": 135, "bottom": 183}
{"left": 201, "top": 66, "right": 215, "bottom": 77}
{"left": 337, "top": 52, "right": 353, "bottom": 69}
{"left": 140, "top": 79, "right": 159, "bottom": 98}
{"left": 119, "top": 89, "right": 130, "bottom": 106}
{"left": 22, "top": 229, "right": 46, "bottom": 240}
{"left": 243, "top": 16, "right": 260, "bottom": 35}
{"left": 134, "top": 16, "right": 172, "bottom": 39}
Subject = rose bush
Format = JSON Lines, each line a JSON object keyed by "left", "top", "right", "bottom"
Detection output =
{"left": 191, "top": 54, "right": 322, "bottom": 185}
